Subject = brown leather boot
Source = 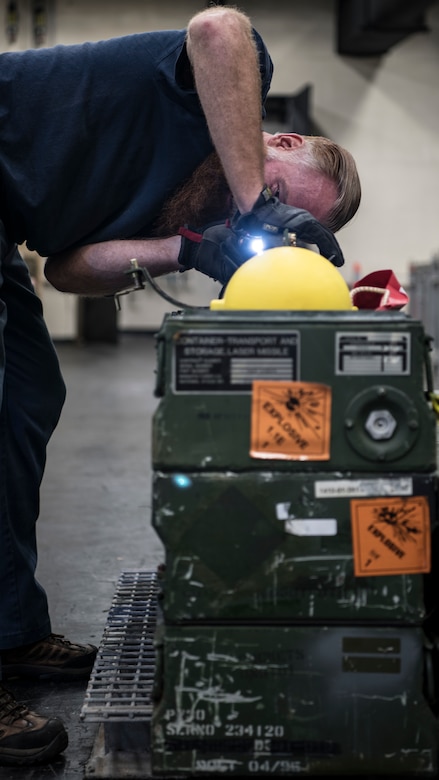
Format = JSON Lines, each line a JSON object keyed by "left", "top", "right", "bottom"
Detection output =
{"left": 2, "top": 634, "right": 97, "bottom": 680}
{"left": 0, "top": 684, "right": 68, "bottom": 765}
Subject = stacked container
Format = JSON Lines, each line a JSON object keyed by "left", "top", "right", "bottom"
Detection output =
{"left": 150, "top": 308, "right": 439, "bottom": 777}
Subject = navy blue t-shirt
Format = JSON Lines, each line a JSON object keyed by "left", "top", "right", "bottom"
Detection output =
{"left": 0, "top": 28, "right": 272, "bottom": 256}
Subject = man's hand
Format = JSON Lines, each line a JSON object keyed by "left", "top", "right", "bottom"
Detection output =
{"left": 234, "top": 187, "right": 345, "bottom": 267}
{"left": 178, "top": 190, "right": 345, "bottom": 287}
{"left": 178, "top": 224, "right": 244, "bottom": 285}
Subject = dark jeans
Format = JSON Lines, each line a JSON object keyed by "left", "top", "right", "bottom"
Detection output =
{"left": 0, "top": 225, "right": 66, "bottom": 655}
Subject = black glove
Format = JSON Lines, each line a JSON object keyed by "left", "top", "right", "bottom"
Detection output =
{"left": 177, "top": 187, "right": 345, "bottom": 286}
{"left": 178, "top": 223, "right": 249, "bottom": 286}
{"left": 233, "top": 186, "right": 345, "bottom": 268}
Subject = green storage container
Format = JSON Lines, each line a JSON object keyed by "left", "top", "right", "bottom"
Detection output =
{"left": 153, "top": 310, "right": 436, "bottom": 473}
{"left": 153, "top": 470, "right": 436, "bottom": 623}
{"left": 151, "top": 624, "right": 438, "bottom": 776}
{"left": 151, "top": 306, "right": 439, "bottom": 776}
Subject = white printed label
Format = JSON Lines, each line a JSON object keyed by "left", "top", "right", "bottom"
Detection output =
{"left": 314, "top": 477, "right": 413, "bottom": 499}
{"left": 284, "top": 518, "right": 337, "bottom": 536}
{"left": 335, "top": 332, "right": 410, "bottom": 376}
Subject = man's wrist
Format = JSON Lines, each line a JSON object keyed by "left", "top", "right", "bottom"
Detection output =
{"left": 250, "top": 185, "right": 274, "bottom": 212}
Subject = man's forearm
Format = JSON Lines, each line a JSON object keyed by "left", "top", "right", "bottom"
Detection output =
{"left": 44, "top": 236, "right": 182, "bottom": 295}
{"left": 186, "top": 7, "right": 265, "bottom": 215}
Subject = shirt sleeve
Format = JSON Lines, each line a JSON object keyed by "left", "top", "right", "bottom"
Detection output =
{"left": 252, "top": 27, "right": 274, "bottom": 110}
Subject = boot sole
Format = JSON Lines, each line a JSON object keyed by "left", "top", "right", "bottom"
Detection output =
{"left": 0, "top": 729, "right": 68, "bottom": 766}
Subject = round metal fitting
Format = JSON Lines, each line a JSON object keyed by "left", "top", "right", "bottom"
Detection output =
{"left": 364, "top": 409, "right": 397, "bottom": 440}
{"left": 343, "top": 385, "right": 419, "bottom": 462}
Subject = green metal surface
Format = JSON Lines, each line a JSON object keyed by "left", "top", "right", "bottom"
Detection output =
{"left": 151, "top": 307, "right": 439, "bottom": 776}
{"left": 151, "top": 624, "right": 438, "bottom": 776}
{"left": 153, "top": 310, "right": 436, "bottom": 473}
{"left": 153, "top": 470, "right": 436, "bottom": 623}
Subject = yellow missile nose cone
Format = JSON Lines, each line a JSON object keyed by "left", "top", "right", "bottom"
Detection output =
{"left": 209, "top": 246, "right": 353, "bottom": 311}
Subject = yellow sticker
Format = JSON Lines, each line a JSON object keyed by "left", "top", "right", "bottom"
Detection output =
{"left": 250, "top": 380, "right": 331, "bottom": 460}
{"left": 350, "top": 496, "right": 431, "bottom": 576}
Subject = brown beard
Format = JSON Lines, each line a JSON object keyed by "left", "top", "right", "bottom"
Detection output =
{"left": 151, "top": 151, "right": 233, "bottom": 236}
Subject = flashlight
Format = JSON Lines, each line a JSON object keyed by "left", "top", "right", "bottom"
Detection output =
{"left": 248, "top": 237, "right": 266, "bottom": 256}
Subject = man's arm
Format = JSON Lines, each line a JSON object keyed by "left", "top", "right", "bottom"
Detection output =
{"left": 45, "top": 8, "right": 272, "bottom": 295}
{"left": 186, "top": 7, "right": 266, "bottom": 215}
{"left": 44, "top": 236, "right": 182, "bottom": 295}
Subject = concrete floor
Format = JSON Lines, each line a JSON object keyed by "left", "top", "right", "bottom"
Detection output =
{"left": 3, "top": 332, "right": 163, "bottom": 779}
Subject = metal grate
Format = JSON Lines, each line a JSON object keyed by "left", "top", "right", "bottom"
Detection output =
{"left": 81, "top": 570, "right": 158, "bottom": 722}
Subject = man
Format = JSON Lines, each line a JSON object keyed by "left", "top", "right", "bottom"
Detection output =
{"left": 0, "top": 4, "right": 361, "bottom": 766}
{"left": 44, "top": 129, "right": 360, "bottom": 294}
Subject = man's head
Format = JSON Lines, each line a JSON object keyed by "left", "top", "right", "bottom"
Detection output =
{"left": 153, "top": 132, "right": 360, "bottom": 236}
{"left": 263, "top": 132, "right": 361, "bottom": 233}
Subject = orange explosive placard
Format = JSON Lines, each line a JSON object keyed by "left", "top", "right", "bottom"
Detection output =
{"left": 250, "top": 380, "right": 332, "bottom": 460}
{"left": 350, "top": 496, "right": 431, "bottom": 576}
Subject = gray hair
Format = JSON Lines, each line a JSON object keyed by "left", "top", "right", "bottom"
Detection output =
{"left": 302, "top": 135, "right": 361, "bottom": 232}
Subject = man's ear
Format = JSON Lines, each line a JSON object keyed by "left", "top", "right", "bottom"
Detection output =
{"left": 266, "top": 133, "right": 304, "bottom": 151}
